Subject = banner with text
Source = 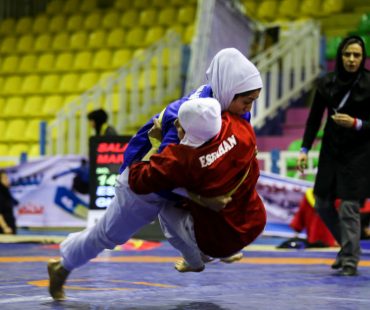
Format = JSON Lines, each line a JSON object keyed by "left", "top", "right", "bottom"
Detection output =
{"left": 7, "top": 155, "right": 89, "bottom": 227}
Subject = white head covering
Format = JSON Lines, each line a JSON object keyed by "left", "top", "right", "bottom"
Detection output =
{"left": 179, "top": 98, "right": 222, "bottom": 148}
{"left": 206, "top": 48, "right": 263, "bottom": 111}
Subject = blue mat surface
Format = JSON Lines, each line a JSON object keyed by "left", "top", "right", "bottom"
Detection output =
{"left": 1, "top": 237, "right": 370, "bottom": 310}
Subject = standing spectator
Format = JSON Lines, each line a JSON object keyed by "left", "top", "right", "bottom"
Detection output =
{"left": 87, "top": 109, "right": 118, "bottom": 136}
{"left": 297, "top": 35, "right": 370, "bottom": 276}
{"left": 0, "top": 170, "right": 18, "bottom": 234}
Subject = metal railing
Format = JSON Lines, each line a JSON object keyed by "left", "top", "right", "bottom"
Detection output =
{"left": 46, "top": 32, "right": 183, "bottom": 156}
{"left": 250, "top": 20, "right": 321, "bottom": 129}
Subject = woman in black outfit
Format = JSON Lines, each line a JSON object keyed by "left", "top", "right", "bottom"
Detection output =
{"left": 0, "top": 170, "right": 17, "bottom": 234}
{"left": 297, "top": 35, "right": 370, "bottom": 276}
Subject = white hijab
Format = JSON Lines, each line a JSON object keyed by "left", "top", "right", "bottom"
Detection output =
{"left": 179, "top": 98, "right": 222, "bottom": 148}
{"left": 206, "top": 48, "right": 263, "bottom": 111}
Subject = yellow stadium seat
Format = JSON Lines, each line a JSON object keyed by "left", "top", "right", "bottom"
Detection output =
{"left": 152, "top": 0, "right": 167, "bottom": 8}
{"left": 42, "top": 95, "right": 64, "bottom": 116}
{"left": 78, "top": 72, "right": 99, "bottom": 91}
{"left": 139, "top": 68, "right": 157, "bottom": 89}
{"left": 49, "top": 15, "right": 66, "bottom": 33}
{"left": 73, "top": 51, "right": 92, "bottom": 70}
{"left": 1, "top": 55, "right": 19, "bottom": 74}
{"left": 0, "top": 36, "right": 17, "bottom": 54}
{"left": 120, "top": 10, "right": 139, "bottom": 28}
{"left": 40, "top": 74, "right": 60, "bottom": 94}
{"left": 34, "top": 34, "right": 52, "bottom": 53}
{"left": 168, "top": 24, "right": 184, "bottom": 38}
{"left": 8, "top": 143, "right": 29, "bottom": 155}
{"left": 36, "top": 53, "right": 55, "bottom": 72}
{"left": 125, "top": 27, "right": 146, "bottom": 48}
{"left": 171, "top": 0, "right": 195, "bottom": 5}
{"left": 15, "top": 17, "right": 33, "bottom": 35}
{"left": 64, "top": 94, "right": 78, "bottom": 106}
{"left": 46, "top": 0, "right": 64, "bottom": 15}
{"left": 23, "top": 96, "right": 44, "bottom": 117}
{"left": 158, "top": 8, "right": 176, "bottom": 26}
{"left": 106, "top": 28, "right": 125, "bottom": 48}
{"left": 139, "top": 9, "right": 158, "bottom": 27}
{"left": 18, "top": 54, "right": 37, "bottom": 73}
{"left": 321, "top": 0, "right": 344, "bottom": 15}
{"left": 4, "top": 97, "right": 24, "bottom": 117}
{"left": 80, "top": 0, "right": 97, "bottom": 13}
{"left": 0, "top": 78, "right": 4, "bottom": 93}
{"left": 243, "top": 0, "right": 258, "bottom": 16}
{"left": 66, "top": 14, "right": 84, "bottom": 32}
{"left": 300, "top": 0, "right": 321, "bottom": 17}
{"left": 92, "top": 49, "right": 112, "bottom": 70}
{"left": 87, "top": 30, "right": 106, "bottom": 49}
{"left": 0, "top": 18, "right": 16, "bottom": 36}
{"left": 145, "top": 26, "right": 165, "bottom": 46}
{"left": 54, "top": 52, "right": 74, "bottom": 72}
{"left": 111, "top": 48, "right": 132, "bottom": 68}
{"left": 29, "top": 143, "right": 40, "bottom": 156}
{"left": 114, "top": 0, "right": 131, "bottom": 10}
{"left": 99, "top": 71, "right": 114, "bottom": 85}
{"left": 0, "top": 144, "right": 9, "bottom": 157}
{"left": 178, "top": 6, "right": 196, "bottom": 24}
{"left": 0, "top": 120, "right": 7, "bottom": 133}
{"left": 102, "top": 11, "right": 120, "bottom": 29}
{"left": 63, "top": 0, "right": 80, "bottom": 15}
{"left": 25, "top": 119, "right": 41, "bottom": 142}
{"left": 0, "top": 98, "right": 5, "bottom": 111}
{"left": 257, "top": 1, "right": 278, "bottom": 21}
{"left": 21, "top": 74, "right": 41, "bottom": 94}
{"left": 133, "top": 0, "right": 147, "bottom": 9}
{"left": 184, "top": 24, "right": 194, "bottom": 44}
{"left": 2, "top": 76, "right": 22, "bottom": 95}
{"left": 59, "top": 73, "right": 79, "bottom": 93}
{"left": 16, "top": 35, "right": 34, "bottom": 54}
{"left": 4, "top": 120, "right": 27, "bottom": 140}
{"left": 69, "top": 31, "right": 88, "bottom": 51}
{"left": 51, "top": 32, "right": 70, "bottom": 51}
{"left": 278, "top": 0, "right": 299, "bottom": 20}
{"left": 33, "top": 15, "right": 49, "bottom": 34}
{"left": 84, "top": 12, "right": 101, "bottom": 30}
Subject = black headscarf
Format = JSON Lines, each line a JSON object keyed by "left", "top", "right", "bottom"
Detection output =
{"left": 87, "top": 109, "right": 108, "bottom": 136}
{"left": 319, "top": 35, "right": 367, "bottom": 102}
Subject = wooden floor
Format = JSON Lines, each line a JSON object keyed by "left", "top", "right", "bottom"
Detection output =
{"left": 1, "top": 236, "right": 370, "bottom": 310}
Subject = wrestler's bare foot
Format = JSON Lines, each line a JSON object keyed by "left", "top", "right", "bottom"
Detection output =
{"left": 220, "top": 252, "right": 243, "bottom": 263}
{"left": 47, "top": 258, "right": 70, "bottom": 300}
{"left": 174, "top": 259, "right": 205, "bottom": 273}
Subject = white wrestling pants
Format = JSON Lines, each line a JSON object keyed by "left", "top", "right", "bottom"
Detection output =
{"left": 60, "top": 169, "right": 175, "bottom": 271}
{"left": 158, "top": 205, "right": 204, "bottom": 269}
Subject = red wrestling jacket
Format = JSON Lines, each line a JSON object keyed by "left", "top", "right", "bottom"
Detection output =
{"left": 129, "top": 112, "right": 266, "bottom": 257}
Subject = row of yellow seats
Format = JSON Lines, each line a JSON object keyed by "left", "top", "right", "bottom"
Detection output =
{"left": 0, "top": 68, "right": 167, "bottom": 95}
{"left": 0, "top": 119, "right": 43, "bottom": 143}
{"left": 0, "top": 6, "right": 195, "bottom": 37}
{"left": 0, "top": 49, "right": 134, "bottom": 74}
{"left": 0, "top": 72, "right": 104, "bottom": 95}
{"left": 0, "top": 95, "right": 66, "bottom": 118}
{"left": 243, "top": 0, "right": 344, "bottom": 21}
{"left": 0, "top": 143, "right": 39, "bottom": 158}
{"left": 0, "top": 47, "right": 179, "bottom": 75}
{"left": 45, "top": 0, "right": 196, "bottom": 16}
{"left": 45, "top": 0, "right": 99, "bottom": 16}
{"left": 0, "top": 25, "right": 181, "bottom": 54}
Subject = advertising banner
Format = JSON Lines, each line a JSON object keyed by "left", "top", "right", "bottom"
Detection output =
{"left": 8, "top": 155, "right": 89, "bottom": 227}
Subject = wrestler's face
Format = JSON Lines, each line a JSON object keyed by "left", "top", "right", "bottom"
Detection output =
{"left": 174, "top": 119, "right": 185, "bottom": 140}
{"left": 228, "top": 89, "right": 261, "bottom": 115}
{"left": 342, "top": 43, "right": 363, "bottom": 73}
